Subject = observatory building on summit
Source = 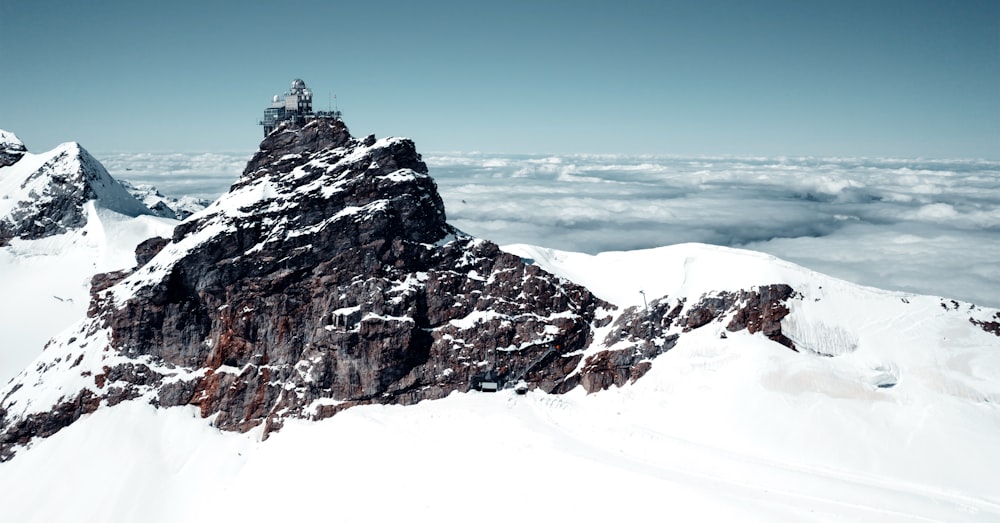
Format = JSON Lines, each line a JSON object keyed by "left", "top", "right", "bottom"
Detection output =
{"left": 260, "top": 79, "right": 342, "bottom": 136}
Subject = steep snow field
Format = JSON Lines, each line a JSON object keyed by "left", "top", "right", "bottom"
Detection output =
{"left": 1, "top": 242, "right": 998, "bottom": 522}
{"left": 0, "top": 206, "right": 176, "bottom": 384}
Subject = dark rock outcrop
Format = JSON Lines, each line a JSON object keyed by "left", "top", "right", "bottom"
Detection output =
{"left": 716, "top": 285, "right": 796, "bottom": 349}
{"left": 575, "top": 284, "right": 797, "bottom": 393}
{"left": 3, "top": 118, "right": 613, "bottom": 449}
{"left": 134, "top": 236, "right": 171, "bottom": 267}
{"left": 0, "top": 391, "right": 100, "bottom": 461}
{"left": 0, "top": 119, "right": 806, "bottom": 461}
{"left": 971, "top": 313, "right": 1000, "bottom": 337}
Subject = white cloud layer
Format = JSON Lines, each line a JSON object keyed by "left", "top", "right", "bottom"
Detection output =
{"left": 430, "top": 153, "right": 1000, "bottom": 307}
{"left": 97, "top": 152, "right": 250, "bottom": 201}
{"left": 100, "top": 151, "right": 1000, "bottom": 308}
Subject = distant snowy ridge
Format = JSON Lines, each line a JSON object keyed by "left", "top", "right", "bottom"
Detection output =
{"left": 119, "top": 179, "right": 210, "bottom": 220}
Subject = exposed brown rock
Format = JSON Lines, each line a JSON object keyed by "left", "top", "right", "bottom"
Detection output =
{"left": 86, "top": 119, "right": 609, "bottom": 437}
{"left": 0, "top": 119, "right": 808, "bottom": 461}
{"left": 583, "top": 285, "right": 799, "bottom": 393}
{"left": 725, "top": 284, "right": 796, "bottom": 349}
{"left": 0, "top": 390, "right": 100, "bottom": 462}
{"left": 135, "top": 236, "right": 170, "bottom": 267}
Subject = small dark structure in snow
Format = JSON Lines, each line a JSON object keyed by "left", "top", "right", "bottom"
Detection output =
{"left": 472, "top": 370, "right": 501, "bottom": 392}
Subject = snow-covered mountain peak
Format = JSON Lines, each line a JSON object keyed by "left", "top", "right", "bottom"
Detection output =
{"left": 0, "top": 129, "right": 27, "bottom": 168}
{"left": 0, "top": 139, "right": 152, "bottom": 246}
{"left": 0, "top": 129, "right": 22, "bottom": 145}
{"left": 0, "top": 134, "right": 180, "bottom": 393}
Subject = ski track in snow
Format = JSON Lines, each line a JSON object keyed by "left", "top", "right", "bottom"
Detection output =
{"left": 2, "top": 390, "right": 998, "bottom": 522}
{"left": 526, "top": 394, "right": 998, "bottom": 521}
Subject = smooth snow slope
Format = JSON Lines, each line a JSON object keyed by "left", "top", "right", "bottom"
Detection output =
{"left": 0, "top": 206, "right": 176, "bottom": 385}
{"left": 1, "top": 243, "right": 998, "bottom": 522}
{"left": 0, "top": 141, "right": 176, "bottom": 384}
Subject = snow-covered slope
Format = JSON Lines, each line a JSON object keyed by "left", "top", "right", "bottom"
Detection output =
{"left": 0, "top": 207, "right": 176, "bottom": 385}
{"left": 0, "top": 135, "right": 177, "bottom": 384}
{"left": 506, "top": 242, "right": 1000, "bottom": 408}
{"left": 504, "top": 241, "right": 818, "bottom": 307}
{"left": 0, "top": 243, "right": 997, "bottom": 522}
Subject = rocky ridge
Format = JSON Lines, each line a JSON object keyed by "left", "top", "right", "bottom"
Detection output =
{"left": 0, "top": 137, "right": 152, "bottom": 246}
{"left": 1, "top": 119, "right": 809, "bottom": 460}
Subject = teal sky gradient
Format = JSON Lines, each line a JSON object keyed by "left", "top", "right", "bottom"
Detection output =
{"left": 2, "top": 0, "right": 998, "bottom": 158}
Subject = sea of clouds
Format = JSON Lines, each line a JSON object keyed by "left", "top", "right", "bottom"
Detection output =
{"left": 98, "top": 152, "right": 249, "bottom": 202}
{"left": 99, "top": 151, "right": 1000, "bottom": 308}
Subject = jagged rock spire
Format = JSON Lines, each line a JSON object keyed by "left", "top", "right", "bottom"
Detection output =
{"left": 0, "top": 119, "right": 811, "bottom": 462}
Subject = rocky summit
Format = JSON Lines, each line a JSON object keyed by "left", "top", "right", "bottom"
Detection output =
{"left": 1, "top": 119, "right": 807, "bottom": 460}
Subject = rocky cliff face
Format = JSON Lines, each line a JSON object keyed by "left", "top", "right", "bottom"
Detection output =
{"left": 0, "top": 119, "right": 806, "bottom": 461}
{"left": 0, "top": 140, "right": 152, "bottom": 246}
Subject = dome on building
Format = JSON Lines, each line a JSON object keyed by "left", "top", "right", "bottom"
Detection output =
{"left": 262, "top": 78, "right": 339, "bottom": 137}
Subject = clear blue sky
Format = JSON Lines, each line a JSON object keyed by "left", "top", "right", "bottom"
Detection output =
{"left": 2, "top": 0, "right": 997, "bottom": 158}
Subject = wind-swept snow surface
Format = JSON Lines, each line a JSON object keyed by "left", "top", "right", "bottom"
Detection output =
{"left": 1, "top": 243, "right": 998, "bottom": 522}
